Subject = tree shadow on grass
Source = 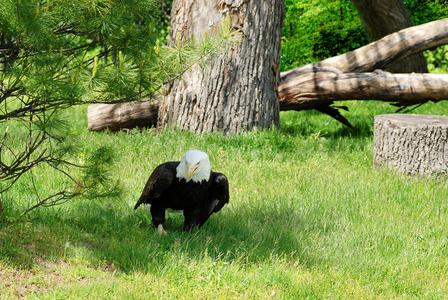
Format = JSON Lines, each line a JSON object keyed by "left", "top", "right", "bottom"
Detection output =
{"left": 0, "top": 197, "right": 332, "bottom": 274}
{"left": 281, "top": 113, "right": 374, "bottom": 140}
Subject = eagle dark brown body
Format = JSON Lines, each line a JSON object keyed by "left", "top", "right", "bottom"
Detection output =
{"left": 134, "top": 158, "right": 229, "bottom": 233}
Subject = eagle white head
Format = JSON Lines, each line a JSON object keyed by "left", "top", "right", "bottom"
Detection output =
{"left": 176, "top": 150, "right": 211, "bottom": 183}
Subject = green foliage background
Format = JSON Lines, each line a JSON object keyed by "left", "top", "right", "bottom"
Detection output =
{"left": 281, "top": 0, "right": 448, "bottom": 71}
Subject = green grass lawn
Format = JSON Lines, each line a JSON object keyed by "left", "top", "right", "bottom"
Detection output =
{"left": 1, "top": 100, "right": 448, "bottom": 299}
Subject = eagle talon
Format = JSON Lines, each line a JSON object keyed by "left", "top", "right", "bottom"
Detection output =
{"left": 158, "top": 224, "right": 167, "bottom": 236}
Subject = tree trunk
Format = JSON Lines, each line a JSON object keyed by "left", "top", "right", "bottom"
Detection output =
{"left": 374, "top": 114, "right": 448, "bottom": 175}
{"left": 351, "top": 0, "right": 428, "bottom": 73}
{"left": 157, "top": 0, "right": 284, "bottom": 134}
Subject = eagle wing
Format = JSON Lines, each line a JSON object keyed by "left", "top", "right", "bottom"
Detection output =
{"left": 208, "top": 173, "right": 230, "bottom": 214}
{"left": 198, "top": 172, "right": 229, "bottom": 227}
{"left": 134, "top": 163, "right": 175, "bottom": 210}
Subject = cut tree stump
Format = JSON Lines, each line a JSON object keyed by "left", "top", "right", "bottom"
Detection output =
{"left": 374, "top": 114, "right": 448, "bottom": 175}
{"left": 87, "top": 101, "right": 158, "bottom": 132}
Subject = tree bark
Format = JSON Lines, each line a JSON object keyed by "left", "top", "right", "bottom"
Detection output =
{"left": 374, "top": 114, "right": 448, "bottom": 175}
{"left": 278, "top": 70, "right": 448, "bottom": 111}
{"left": 87, "top": 101, "right": 158, "bottom": 131}
{"left": 157, "top": 0, "right": 284, "bottom": 134}
{"left": 351, "top": 0, "right": 428, "bottom": 73}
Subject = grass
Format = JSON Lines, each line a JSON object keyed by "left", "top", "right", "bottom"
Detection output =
{"left": 1, "top": 100, "right": 448, "bottom": 299}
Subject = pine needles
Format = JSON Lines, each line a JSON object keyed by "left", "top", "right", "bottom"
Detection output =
{"left": 0, "top": 0, "right": 236, "bottom": 219}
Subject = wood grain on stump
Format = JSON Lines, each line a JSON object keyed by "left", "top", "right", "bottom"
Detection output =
{"left": 374, "top": 114, "right": 448, "bottom": 175}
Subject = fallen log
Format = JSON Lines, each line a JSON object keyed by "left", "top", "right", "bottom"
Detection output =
{"left": 277, "top": 17, "right": 448, "bottom": 125}
{"left": 278, "top": 70, "right": 448, "bottom": 111}
{"left": 87, "top": 101, "right": 158, "bottom": 131}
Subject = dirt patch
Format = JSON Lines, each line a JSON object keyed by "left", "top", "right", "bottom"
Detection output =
{"left": 0, "top": 258, "right": 116, "bottom": 299}
{"left": 0, "top": 259, "right": 68, "bottom": 299}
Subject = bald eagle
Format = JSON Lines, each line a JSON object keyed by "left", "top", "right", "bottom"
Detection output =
{"left": 134, "top": 150, "right": 229, "bottom": 235}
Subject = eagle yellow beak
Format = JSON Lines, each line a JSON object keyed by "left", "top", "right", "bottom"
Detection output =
{"left": 187, "top": 164, "right": 195, "bottom": 181}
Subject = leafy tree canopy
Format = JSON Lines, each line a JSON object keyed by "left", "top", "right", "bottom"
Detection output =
{"left": 281, "top": 0, "right": 366, "bottom": 71}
